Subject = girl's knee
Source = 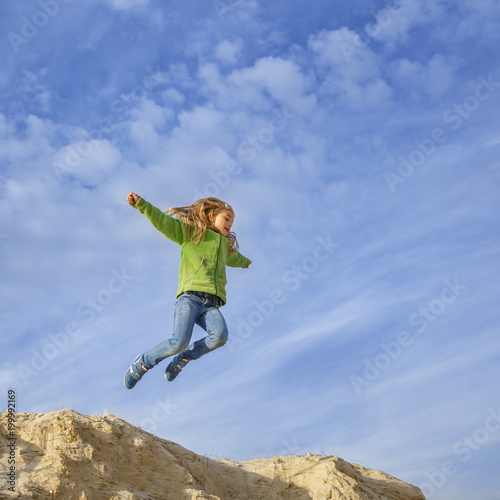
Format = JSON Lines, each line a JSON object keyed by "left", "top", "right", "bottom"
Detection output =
{"left": 171, "top": 339, "right": 189, "bottom": 354}
{"left": 213, "top": 328, "right": 228, "bottom": 348}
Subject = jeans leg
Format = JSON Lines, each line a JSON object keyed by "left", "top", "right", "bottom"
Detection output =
{"left": 183, "top": 305, "right": 229, "bottom": 360}
{"left": 142, "top": 295, "right": 202, "bottom": 367}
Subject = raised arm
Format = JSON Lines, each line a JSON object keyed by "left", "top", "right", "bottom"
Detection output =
{"left": 127, "top": 192, "right": 185, "bottom": 245}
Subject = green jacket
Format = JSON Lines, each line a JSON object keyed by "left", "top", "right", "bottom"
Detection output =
{"left": 133, "top": 197, "right": 251, "bottom": 305}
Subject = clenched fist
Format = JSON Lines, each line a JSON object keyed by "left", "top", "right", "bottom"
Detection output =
{"left": 127, "top": 192, "right": 140, "bottom": 206}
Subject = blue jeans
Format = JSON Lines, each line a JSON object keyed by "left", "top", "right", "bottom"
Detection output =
{"left": 142, "top": 292, "right": 228, "bottom": 368}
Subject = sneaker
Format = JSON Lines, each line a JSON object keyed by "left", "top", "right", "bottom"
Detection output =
{"left": 165, "top": 354, "right": 189, "bottom": 382}
{"left": 124, "top": 354, "right": 149, "bottom": 389}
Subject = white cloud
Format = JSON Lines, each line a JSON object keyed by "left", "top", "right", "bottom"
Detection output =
{"left": 211, "top": 0, "right": 260, "bottom": 23}
{"left": 338, "top": 77, "right": 393, "bottom": 110}
{"left": 106, "top": 0, "right": 149, "bottom": 10}
{"left": 198, "top": 63, "right": 226, "bottom": 98}
{"left": 391, "top": 53, "right": 456, "bottom": 98}
{"left": 123, "top": 99, "right": 174, "bottom": 159}
{"left": 52, "top": 139, "right": 122, "bottom": 186}
{"left": 0, "top": 114, "right": 57, "bottom": 167}
{"left": 214, "top": 39, "right": 243, "bottom": 65}
{"left": 308, "top": 28, "right": 380, "bottom": 78}
{"left": 161, "top": 88, "right": 185, "bottom": 106}
{"left": 228, "top": 56, "right": 316, "bottom": 113}
{"left": 367, "top": 0, "right": 447, "bottom": 46}
{"left": 172, "top": 105, "right": 232, "bottom": 149}
{"left": 0, "top": 113, "right": 15, "bottom": 137}
{"left": 307, "top": 28, "right": 392, "bottom": 108}
{"left": 19, "top": 70, "right": 53, "bottom": 113}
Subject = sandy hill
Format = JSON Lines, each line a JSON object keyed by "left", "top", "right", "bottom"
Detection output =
{"left": 1, "top": 409, "right": 425, "bottom": 500}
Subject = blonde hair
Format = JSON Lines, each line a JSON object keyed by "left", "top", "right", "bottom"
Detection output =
{"left": 166, "top": 197, "right": 239, "bottom": 251}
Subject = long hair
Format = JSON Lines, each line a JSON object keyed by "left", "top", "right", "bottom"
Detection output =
{"left": 166, "top": 197, "right": 239, "bottom": 251}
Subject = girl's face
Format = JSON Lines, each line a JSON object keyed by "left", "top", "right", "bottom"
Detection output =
{"left": 211, "top": 209, "right": 234, "bottom": 236}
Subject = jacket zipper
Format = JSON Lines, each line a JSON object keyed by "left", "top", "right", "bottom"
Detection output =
{"left": 214, "top": 234, "right": 222, "bottom": 296}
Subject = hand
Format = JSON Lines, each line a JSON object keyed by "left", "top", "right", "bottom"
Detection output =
{"left": 127, "top": 192, "right": 140, "bottom": 206}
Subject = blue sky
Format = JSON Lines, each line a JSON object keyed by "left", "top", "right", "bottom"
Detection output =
{"left": 1, "top": 1, "right": 500, "bottom": 498}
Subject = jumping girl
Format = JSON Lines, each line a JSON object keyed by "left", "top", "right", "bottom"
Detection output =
{"left": 124, "top": 192, "right": 252, "bottom": 389}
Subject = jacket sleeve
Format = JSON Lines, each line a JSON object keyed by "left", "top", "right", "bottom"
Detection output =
{"left": 226, "top": 249, "right": 251, "bottom": 268}
{"left": 133, "top": 197, "right": 185, "bottom": 245}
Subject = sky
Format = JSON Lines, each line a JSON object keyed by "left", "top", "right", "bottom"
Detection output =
{"left": 1, "top": 0, "right": 499, "bottom": 499}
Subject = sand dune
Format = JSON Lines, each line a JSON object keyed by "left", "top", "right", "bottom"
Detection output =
{"left": 1, "top": 409, "right": 425, "bottom": 499}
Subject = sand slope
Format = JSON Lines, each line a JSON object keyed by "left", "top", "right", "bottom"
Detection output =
{"left": 1, "top": 409, "right": 425, "bottom": 499}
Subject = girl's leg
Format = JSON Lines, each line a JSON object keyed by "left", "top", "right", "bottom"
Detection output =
{"left": 182, "top": 305, "right": 229, "bottom": 361}
{"left": 142, "top": 294, "right": 203, "bottom": 368}
{"left": 165, "top": 298, "right": 228, "bottom": 382}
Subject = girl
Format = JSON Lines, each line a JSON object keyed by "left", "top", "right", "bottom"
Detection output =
{"left": 124, "top": 192, "right": 252, "bottom": 389}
